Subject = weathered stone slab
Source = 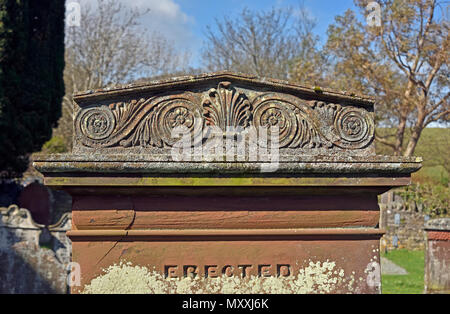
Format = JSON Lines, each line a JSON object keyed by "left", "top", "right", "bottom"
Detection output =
{"left": 424, "top": 218, "right": 450, "bottom": 293}
{"left": 0, "top": 205, "right": 72, "bottom": 293}
{"left": 72, "top": 230, "right": 383, "bottom": 294}
{"left": 34, "top": 72, "right": 422, "bottom": 294}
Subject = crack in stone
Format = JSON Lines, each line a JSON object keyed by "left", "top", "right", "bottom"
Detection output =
{"left": 95, "top": 235, "right": 126, "bottom": 266}
{"left": 96, "top": 201, "right": 136, "bottom": 266}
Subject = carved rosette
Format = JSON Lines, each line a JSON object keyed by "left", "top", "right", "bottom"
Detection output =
{"left": 252, "top": 100, "right": 298, "bottom": 148}
{"left": 75, "top": 106, "right": 116, "bottom": 145}
{"left": 152, "top": 99, "right": 203, "bottom": 147}
{"left": 333, "top": 107, "right": 374, "bottom": 149}
{"left": 74, "top": 81, "right": 374, "bottom": 151}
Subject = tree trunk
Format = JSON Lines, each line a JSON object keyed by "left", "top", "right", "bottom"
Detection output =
{"left": 404, "top": 114, "right": 425, "bottom": 157}
{"left": 404, "top": 100, "right": 428, "bottom": 157}
{"left": 394, "top": 115, "right": 407, "bottom": 156}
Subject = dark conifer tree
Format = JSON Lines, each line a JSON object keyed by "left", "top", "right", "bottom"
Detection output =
{"left": 0, "top": 0, "right": 65, "bottom": 177}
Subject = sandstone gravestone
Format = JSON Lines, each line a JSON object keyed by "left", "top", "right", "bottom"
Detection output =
{"left": 34, "top": 71, "right": 422, "bottom": 293}
{"left": 424, "top": 218, "right": 450, "bottom": 293}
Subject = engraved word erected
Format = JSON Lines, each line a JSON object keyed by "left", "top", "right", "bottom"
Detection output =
{"left": 164, "top": 264, "right": 292, "bottom": 279}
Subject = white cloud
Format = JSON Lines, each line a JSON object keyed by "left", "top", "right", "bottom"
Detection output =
{"left": 120, "top": 0, "right": 192, "bottom": 23}
{"left": 116, "top": 0, "right": 196, "bottom": 50}
{"left": 71, "top": 0, "right": 197, "bottom": 56}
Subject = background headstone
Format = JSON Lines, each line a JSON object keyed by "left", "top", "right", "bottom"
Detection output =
{"left": 424, "top": 218, "right": 450, "bottom": 294}
{"left": 18, "top": 182, "right": 50, "bottom": 225}
{"left": 0, "top": 205, "right": 72, "bottom": 293}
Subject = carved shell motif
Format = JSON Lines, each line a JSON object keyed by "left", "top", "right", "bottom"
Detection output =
{"left": 202, "top": 81, "right": 252, "bottom": 130}
{"left": 75, "top": 81, "right": 374, "bottom": 150}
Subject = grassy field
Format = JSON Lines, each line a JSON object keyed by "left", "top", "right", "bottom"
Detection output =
{"left": 381, "top": 249, "right": 425, "bottom": 294}
{"left": 376, "top": 128, "right": 450, "bottom": 179}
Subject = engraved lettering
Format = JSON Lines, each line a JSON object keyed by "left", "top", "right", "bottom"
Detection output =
{"left": 238, "top": 264, "right": 253, "bottom": 278}
{"left": 222, "top": 265, "right": 234, "bottom": 277}
{"left": 205, "top": 265, "right": 219, "bottom": 278}
{"left": 277, "top": 264, "right": 291, "bottom": 277}
{"left": 164, "top": 265, "right": 179, "bottom": 278}
{"left": 183, "top": 265, "right": 198, "bottom": 278}
{"left": 164, "top": 263, "right": 291, "bottom": 278}
{"left": 258, "top": 264, "right": 273, "bottom": 277}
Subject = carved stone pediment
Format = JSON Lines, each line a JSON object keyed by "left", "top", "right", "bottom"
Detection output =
{"left": 72, "top": 71, "right": 375, "bottom": 156}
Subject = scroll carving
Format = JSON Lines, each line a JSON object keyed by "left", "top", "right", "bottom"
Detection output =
{"left": 74, "top": 82, "right": 374, "bottom": 150}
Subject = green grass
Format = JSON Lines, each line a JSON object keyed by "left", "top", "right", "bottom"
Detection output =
{"left": 381, "top": 249, "right": 424, "bottom": 294}
{"left": 376, "top": 128, "right": 450, "bottom": 173}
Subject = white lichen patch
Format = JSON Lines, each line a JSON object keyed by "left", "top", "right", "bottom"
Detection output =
{"left": 82, "top": 261, "right": 168, "bottom": 294}
{"left": 364, "top": 253, "right": 381, "bottom": 293}
{"left": 82, "top": 260, "right": 361, "bottom": 294}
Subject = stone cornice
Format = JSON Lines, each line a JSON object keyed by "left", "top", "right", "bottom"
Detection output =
{"left": 33, "top": 154, "right": 421, "bottom": 174}
{"left": 73, "top": 71, "right": 375, "bottom": 106}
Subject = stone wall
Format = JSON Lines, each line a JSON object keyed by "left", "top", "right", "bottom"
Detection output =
{"left": 379, "top": 190, "right": 430, "bottom": 251}
{"left": 0, "top": 204, "right": 72, "bottom": 293}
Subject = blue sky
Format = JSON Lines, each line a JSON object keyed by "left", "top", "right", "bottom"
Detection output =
{"left": 177, "top": 0, "right": 358, "bottom": 45}
{"left": 176, "top": 0, "right": 358, "bottom": 66}
{"left": 111, "top": 0, "right": 361, "bottom": 68}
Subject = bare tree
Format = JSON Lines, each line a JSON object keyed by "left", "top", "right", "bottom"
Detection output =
{"left": 289, "top": 8, "right": 330, "bottom": 86}
{"left": 53, "top": 0, "right": 189, "bottom": 149}
{"left": 201, "top": 7, "right": 319, "bottom": 80}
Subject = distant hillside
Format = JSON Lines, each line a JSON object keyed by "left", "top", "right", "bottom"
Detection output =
{"left": 376, "top": 128, "right": 449, "bottom": 185}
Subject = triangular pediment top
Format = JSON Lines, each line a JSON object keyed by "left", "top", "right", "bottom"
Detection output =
{"left": 72, "top": 71, "right": 376, "bottom": 156}
{"left": 73, "top": 71, "right": 374, "bottom": 106}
